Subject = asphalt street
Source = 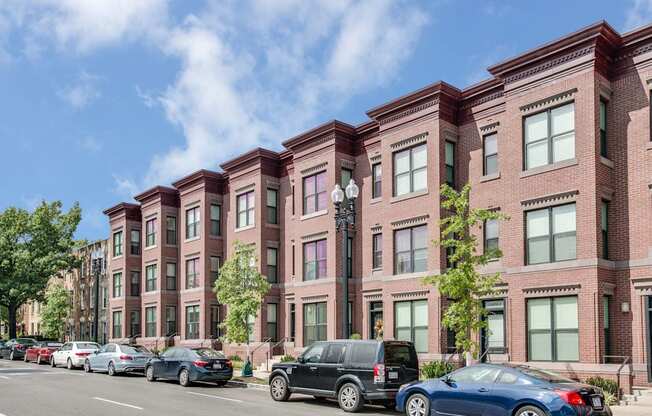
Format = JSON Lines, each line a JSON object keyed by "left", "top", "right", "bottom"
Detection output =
{"left": 0, "top": 359, "right": 396, "bottom": 416}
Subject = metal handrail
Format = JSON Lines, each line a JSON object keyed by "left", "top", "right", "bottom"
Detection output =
{"left": 270, "top": 336, "right": 294, "bottom": 357}
{"left": 603, "top": 355, "right": 630, "bottom": 398}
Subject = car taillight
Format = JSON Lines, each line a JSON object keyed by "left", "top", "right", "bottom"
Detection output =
{"left": 555, "top": 390, "right": 585, "bottom": 406}
{"left": 75, "top": 352, "right": 90, "bottom": 357}
{"left": 225, "top": 360, "right": 233, "bottom": 368}
{"left": 16, "top": 344, "right": 24, "bottom": 350}
{"left": 193, "top": 360, "right": 209, "bottom": 368}
{"left": 373, "top": 364, "right": 386, "bottom": 383}
{"left": 119, "top": 355, "right": 133, "bottom": 361}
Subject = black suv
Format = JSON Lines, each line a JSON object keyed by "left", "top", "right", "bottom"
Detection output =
{"left": 269, "top": 340, "right": 419, "bottom": 412}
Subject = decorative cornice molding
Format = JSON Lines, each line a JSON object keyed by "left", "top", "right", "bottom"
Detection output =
{"left": 370, "top": 224, "right": 382, "bottom": 233}
{"left": 235, "top": 183, "right": 255, "bottom": 195}
{"left": 520, "top": 88, "right": 578, "bottom": 113}
{"left": 504, "top": 46, "right": 594, "bottom": 84}
{"left": 301, "top": 231, "right": 328, "bottom": 241}
{"left": 300, "top": 161, "right": 328, "bottom": 176}
{"left": 521, "top": 190, "right": 579, "bottom": 210}
{"left": 341, "top": 159, "right": 356, "bottom": 170}
{"left": 369, "top": 154, "right": 382, "bottom": 163}
{"left": 364, "top": 293, "right": 383, "bottom": 301}
{"left": 462, "top": 90, "right": 504, "bottom": 109}
{"left": 301, "top": 294, "right": 328, "bottom": 302}
{"left": 616, "top": 41, "right": 652, "bottom": 62}
{"left": 523, "top": 284, "right": 581, "bottom": 297}
{"left": 480, "top": 121, "right": 500, "bottom": 133}
{"left": 391, "top": 214, "right": 429, "bottom": 229}
{"left": 391, "top": 289, "right": 429, "bottom": 299}
{"left": 390, "top": 132, "right": 428, "bottom": 151}
{"left": 379, "top": 98, "right": 439, "bottom": 125}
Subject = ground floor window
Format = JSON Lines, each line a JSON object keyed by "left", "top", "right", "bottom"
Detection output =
{"left": 267, "top": 303, "right": 278, "bottom": 342}
{"left": 185, "top": 305, "right": 199, "bottom": 339}
{"left": 129, "top": 310, "right": 140, "bottom": 337}
{"left": 165, "top": 306, "right": 176, "bottom": 336}
{"left": 145, "top": 306, "right": 156, "bottom": 337}
{"left": 483, "top": 299, "right": 506, "bottom": 354}
{"left": 289, "top": 303, "right": 296, "bottom": 341}
{"left": 394, "top": 300, "right": 428, "bottom": 353}
{"left": 112, "top": 311, "right": 122, "bottom": 338}
{"left": 210, "top": 305, "right": 221, "bottom": 338}
{"left": 603, "top": 296, "right": 611, "bottom": 357}
{"left": 527, "top": 296, "right": 578, "bottom": 361}
{"left": 304, "top": 302, "right": 327, "bottom": 346}
{"left": 369, "top": 301, "right": 383, "bottom": 340}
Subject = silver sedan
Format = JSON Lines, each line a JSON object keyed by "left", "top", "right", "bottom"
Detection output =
{"left": 84, "top": 343, "right": 153, "bottom": 376}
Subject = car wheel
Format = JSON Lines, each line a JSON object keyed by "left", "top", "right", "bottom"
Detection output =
{"left": 50, "top": 356, "right": 56, "bottom": 367}
{"left": 145, "top": 365, "right": 156, "bottom": 382}
{"left": 179, "top": 369, "right": 191, "bottom": 387}
{"left": 515, "top": 405, "right": 546, "bottom": 416}
{"left": 67, "top": 358, "right": 73, "bottom": 370}
{"left": 269, "top": 376, "right": 290, "bottom": 402}
{"left": 36, "top": 355, "right": 41, "bottom": 365}
{"left": 108, "top": 362, "right": 116, "bottom": 376}
{"left": 84, "top": 360, "right": 92, "bottom": 373}
{"left": 338, "top": 383, "right": 364, "bottom": 413}
{"left": 405, "top": 393, "right": 429, "bottom": 416}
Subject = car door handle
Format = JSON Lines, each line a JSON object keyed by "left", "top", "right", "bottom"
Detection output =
{"left": 478, "top": 387, "right": 489, "bottom": 393}
{"left": 309, "top": 366, "right": 318, "bottom": 370}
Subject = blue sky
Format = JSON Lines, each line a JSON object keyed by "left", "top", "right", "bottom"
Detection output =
{"left": 0, "top": 0, "right": 649, "bottom": 241}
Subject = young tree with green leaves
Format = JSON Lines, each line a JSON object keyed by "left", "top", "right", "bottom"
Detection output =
{"left": 0, "top": 201, "right": 81, "bottom": 339}
{"left": 423, "top": 183, "right": 508, "bottom": 359}
{"left": 215, "top": 241, "right": 270, "bottom": 356}
{"left": 40, "top": 282, "right": 71, "bottom": 341}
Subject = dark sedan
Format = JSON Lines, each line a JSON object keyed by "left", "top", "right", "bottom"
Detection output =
{"left": 397, "top": 364, "right": 612, "bottom": 416}
{"left": 145, "top": 347, "right": 233, "bottom": 387}
{"left": 0, "top": 338, "right": 37, "bottom": 360}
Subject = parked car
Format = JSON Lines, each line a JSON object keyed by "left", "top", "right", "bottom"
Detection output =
{"left": 50, "top": 341, "right": 100, "bottom": 369}
{"left": 144, "top": 347, "right": 233, "bottom": 387}
{"left": 396, "top": 364, "right": 613, "bottom": 416}
{"left": 24, "top": 341, "right": 63, "bottom": 364}
{"left": 84, "top": 343, "right": 153, "bottom": 375}
{"left": 269, "top": 340, "right": 419, "bottom": 412}
{"left": 0, "top": 338, "right": 37, "bottom": 360}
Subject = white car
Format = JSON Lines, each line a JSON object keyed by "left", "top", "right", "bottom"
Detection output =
{"left": 51, "top": 342, "right": 101, "bottom": 369}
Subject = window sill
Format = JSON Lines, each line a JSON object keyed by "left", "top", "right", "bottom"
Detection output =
{"left": 520, "top": 158, "right": 577, "bottom": 178}
{"left": 266, "top": 223, "right": 281, "bottom": 229}
{"left": 164, "top": 244, "right": 178, "bottom": 248}
{"left": 600, "top": 156, "right": 614, "bottom": 169}
{"left": 390, "top": 189, "right": 428, "bottom": 204}
{"left": 370, "top": 197, "right": 382, "bottom": 205}
{"left": 301, "top": 209, "right": 328, "bottom": 221}
{"left": 112, "top": 255, "right": 123, "bottom": 260}
{"left": 144, "top": 245, "right": 157, "bottom": 251}
{"left": 208, "top": 235, "right": 223, "bottom": 241}
{"left": 184, "top": 236, "right": 201, "bottom": 243}
{"left": 235, "top": 224, "right": 255, "bottom": 233}
{"left": 479, "top": 172, "right": 500, "bottom": 183}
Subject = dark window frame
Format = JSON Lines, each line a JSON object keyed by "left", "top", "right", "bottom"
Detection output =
{"left": 129, "top": 310, "right": 140, "bottom": 338}
{"left": 112, "top": 272, "right": 122, "bottom": 298}
{"left": 525, "top": 203, "right": 576, "bottom": 265}
{"left": 600, "top": 98, "right": 608, "bottom": 158}
{"left": 210, "top": 204, "right": 221, "bottom": 236}
{"left": 145, "top": 306, "right": 156, "bottom": 337}
{"left": 185, "top": 305, "right": 200, "bottom": 340}
{"left": 266, "top": 189, "right": 278, "bottom": 225}
{"left": 483, "top": 133, "right": 498, "bottom": 176}
{"left": 165, "top": 305, "right": 177, "bottom": 336}
{"left": 166, "top": 216, "right": 177, "bottom": 245}
{"left": 236, "top": 191, "right": 255, "bottom": 228}
{"left": 303, "top": 302, "right": 327, "bottom": 346}
{"left": 523, "top": 101, "right": 575, "bottom": 170}
{"left": 145, "top": 264, "right": 157, "bottom": 292}
{"left": 130, "top": 229, "right": 141, "bottom": 255}
{"left": 482, "top": 299, "right": 506, "bottom": 354}
{"left": 112, "top": 311, "right": 122, "bottom": 339}
{"left": 369, "top": 301, "right": 383, "bottom": 340}
{"left": 267, "top": 247, "right": 278, "bottom": 283}
{"left": 130, "top": 271, "right": 140, "bottom": 297}
{"left": 394, "top": 299, "right": 428, "bottom": 353}
{"left": 185, "top": 206, "right": 200, "bottom": 239}
{"left": 393, "top": 144, "right": 427, "bottom": 197}
{"left": 186, "top": 258, "right": 199, "bottom": 289}
{"left": 303, "top": 239, "right": 327, "bottom": 281}
{"left": 372, "top": 163, "right": 382, "bottom": 198}
{"left": 484, "top": 218, "right": 499, "bottom": 257}
{"left": 601, "top": 200, "right": 609, "bottom": 260}
{"left": 303, "top": 171, "right": 327, "bottom": 215}
{"left": 372, "top": 233, "right": 383, "bottom": 269}
{"left": 445, "top": 140, "right": 455, "bottom": 187}
{"left": 145, "top": 219, "right": 156, "bottom": 247}
{"left": 393, "top": 225, "right": 428, "bottom": 275}
{"left": 113, "top": 231, "right": 123, "bottom": 257}
{"left": 526, "top": 295, "right": 579, "bottom": 362}
{"left": 267, "top": 303, "right": 278, "bottom": 342}
{"left": 166, "top": 262, "right": 176, "bottom": 291}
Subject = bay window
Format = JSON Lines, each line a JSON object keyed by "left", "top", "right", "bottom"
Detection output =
{"left": 394, "top": 225, "right": 427, "bottom": 274}
{"left": 303, "top": 171, "right": 327, "bottom": 214}
{"left": 393, "top": 144, "right": 427, "bottom": 197}
{"left": 526, "top": 203, "right": 576, "bottom": 265}
{"left": 524, "top": 102, "right": 575, "bottom": 170}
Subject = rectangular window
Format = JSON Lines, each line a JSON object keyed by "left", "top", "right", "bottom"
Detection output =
{"left": 526, "top": 203, "right": 576, "bottom": 265}
{"left": 267, "top": 189, "right": 278, "bottom": 224}
{"left": 129, "top": 310, "right": 140, "bottom": 337}
{"left": 112, "top": 311, "right": 122, "bottom": 338}
{"left": 267, "top": 248, "right": 278, "bottom": 283}
{"left": 527, "top": 296, "right": 578, "bottom": 361}
{"left": 372, "top": 233, "right": 383, "bottom": 269}
{"left": 165, "top": 306, "right": 176, "bottom": 336}
{"left": 483, "top": 133, "right": 498, "bottom": 175}
{"left": 146, "top": 219, "right": 156, "bottom": 247}
{"left": 347, "top": 236, "right": 353, "bottom": 278}
{"left": 130, "top": 230, "right": 141, "bottom": 255}
{"left": 186, "top": 258, "right": 199, "bottom": 289}
{"left": 369, "top": 301, "right": 383, "bottom": 340}
{"left": 484, "top": 218, "right": 499, "bottom": 256}
{"left": 372, "top": 163, "right": 382, "bottom": 198}
{"left": 166, "top": 263, "right": 176, "bottom": 291}
{"left": 603, "top": 296, "right": 611, "bottom": 356}
{"left": 303, "top": 171, "right": 327, "bottom": 214}
{"left": 600, "top": 99, "right": 607, "bottom": 158}
{"left": 112, "top": 272, "right": 122, "bottom": 298}
{"left": 524, "top": 102, "right": 575, "bottom": 170}
{"left": 483, "top": 299, "right": 505, "bottom": 353}
{"left": 303, "top": 302, "right": 327, "bottom": 346}
{"left": 601, "top": 200, "right": 609, "bottom": 260}
{"left": 186, "top": 206, "right": 200, "bottom": 239}
{"left": 185, "top": 305, "right": 200, "bottom": 340}
{"left": 394, "top": 225, "right": 427, "bottom": 274}
{"left": 210, "top": 256, "right": 220, "bottom": 286}
{"left": 267, "top": 303, "right": 278, "bottom": 342}
{"left": 291, "top": 185, "right": 295, "bottom": 215}
{"left": 145, "top": 264, "right": 157, "bottom": 292}
{"left": 393, "top": 144, "right": 427, "bottom": 197}
{"left": 102, "top": 287, "right": 108, "bottom": 308}
{"left": 247, "top": 314, "right": 256, "bottom": 342}
{"left": 237, "top": 191, "right": 255, "bottom": 228}
{"left": 113, "top": 231, "right": 123, "bottom": 257}
{"left": 130, "top": 271, "right": 140, "bottom": 297}
{"left": 210, "top": 204, "right": 221, "bottom": 236}
{"left": 166, "top": 216, "right": 177, "bottom": 245}
{"left": 445, "top": 141, "right": 455, "bottom": 187}
{"left": 145, "top": 306, "right": 156, "bottom": 337}
{"left": 290, "top": 303, "right": 296, "bottom": 340}
{"left": 341, "top": 168, "right": 353, "bottom": 198}
{"left": 303, "top": 239, "right": 327, "bottom": 280}
{"left": 394, "top": 300, "right": 428, "bottom": 353}
{"left": 210, "top": 306, "right": 221, "bottom": 338}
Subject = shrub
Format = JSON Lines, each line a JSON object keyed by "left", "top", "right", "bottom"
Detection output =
{"left": 228, "top": 354, "right": 243, "bottom": 362}
{"left": 280, "top": 354, "right": 296, "bottom": 362}
{"left": 602, "top": 391, "right": 618, "bottom": 406}
{"left": 585, "top": 376, "right": 619, "bottom": 396}
{"left": 350, "top": 333, "right": 362, "bottom": 340}
{"left": 420, "top": 360, "right": 454, "bottom": 379}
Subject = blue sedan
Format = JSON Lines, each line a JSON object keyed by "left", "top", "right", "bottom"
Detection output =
{"left": 396, "top": 364, "right": 612, "bottom": 416}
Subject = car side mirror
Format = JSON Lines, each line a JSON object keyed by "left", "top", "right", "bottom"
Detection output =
{"left": 297, "top": 356, "right": 305, "bottom": 364}
{"left": 442, "top": 375, "right": 453, "bottom": 385}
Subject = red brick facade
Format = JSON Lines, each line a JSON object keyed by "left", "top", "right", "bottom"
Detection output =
{"left": 105, "top": 21, "right": 652, "bottom": 389}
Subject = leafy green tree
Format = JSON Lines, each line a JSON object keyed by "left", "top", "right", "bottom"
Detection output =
{"left": 40, "top": 282, "right": 71, "bottom": 341}
{"left": 0, "top": 201, "right": 81, "bottom": 339}
{"left": 215, "top": 241, "right": 270, "bottom": 351}
{"left": 423, "top": 184, "right": 508, "bottom": 359}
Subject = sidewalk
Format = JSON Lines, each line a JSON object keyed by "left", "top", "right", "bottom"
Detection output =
{"left": 612, "top": 388, "right": 652, "bottom": 416}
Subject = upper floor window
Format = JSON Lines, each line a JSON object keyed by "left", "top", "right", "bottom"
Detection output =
{"left": 341, "top": 168, "right": 353, "bottom": 189}
{"left": 526, "top": 203, "right": 576, "bottom": 265}
{"left": 237, "top": 191, "right": 255, "bottom": 228}
{"left": 394, "top": 144, "right": 427, "bottom": 197}
{"left": 112, "top": 272, "right": 122, "bottom": 298}
{"left": 166, "top": 263, "right": 176, "bottom": 291}
{"left": 113, "top": 231, "right": 123, "bottom": 257}
{"left": 394, "top": 225, "right": 427, "bottom": 274}
{"left": 267, "top": 189, "right": 278, "bottom": 224}
{"left": 524, "top": 102, "right": 575, "bottom": 170}
{"left": 130, "top": 271, "right": 140, "bottom": 296}
{"left": 445, "top": 141, "right": 455, "bottom": 187}
{"left": 186, "top": 206, "right": 200, "bottom": 239}
{"left": 186, "top": 258, "right": 199, "bottom": 289}
{"left": 210, "top": 256, "right": 220, "bottom": 286}
{"left": 166, "top": 216, "right": 177, "bottom": 245}
{"left": 483, "top": 133, "right": 498, "bottom": 176}
{"left": 145, "top": 219, "right": 156, "bottom": 247}
{"left": 484, "top": 219, "right": 499, "bottom": 256}
{"left": 600, "top": 99, "right": 607, "bottom": 158}
{"left": 130, "top": 230, "right": 141, "bottom": 255}
{"left": 372, "top": 233, "right": 382, "bottom": 269}
{"left": 601, "top": 200, "right": 609, "bottom": 260}
{"left": 303, "top": 171, "right": 327, "bottom": 214}
{"left": 145, "top": 264, "right": 157, "bottom": 292}
{"left": 267, "top": 248, "right": 278, "bottom": 283}
{"left": 372, "top": 163, "right": 382, "bottom": 198}
{"left": 210, "top": 204, "right": 221, "bottom": 236}
{"left": 303, "top": 239, "right": 327, "bottom": 281}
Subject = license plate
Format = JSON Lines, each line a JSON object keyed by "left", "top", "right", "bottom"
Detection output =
{"left": 213, "top": 363, "right": 222, "bottom": 369}
{"left": 389, "top": 371, "right": 398, "bottom": 379}
{"left": 592, "top": 397, "right": 603, "bottom": 408}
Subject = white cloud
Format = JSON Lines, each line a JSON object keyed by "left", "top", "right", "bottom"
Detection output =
{"left": 135, "top": 85, "right": 158, "bottom": 109}
{"left": 57, "top": 71, "right": 101, "bottom": 110}
{"left": 112, "top": 174, "right": 139, "bottom": 199}
{"left": 78, "top": 135, "right": 102, "bottom": 153}
{"left": 624, "top": 0, "right": 652, "bottom": 32}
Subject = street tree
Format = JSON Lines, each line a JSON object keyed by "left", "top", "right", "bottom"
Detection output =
{"left": 40, "top": 282, "right": 71, "bottom": 341}
{"left": 423, "top": 184, "right": 508, "bottom": 360}
{"left": 0, "top": 201, "right": 81, "bottom": 339}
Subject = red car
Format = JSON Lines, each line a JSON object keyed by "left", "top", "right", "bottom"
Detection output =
{"left": 24, "top": 341, "right": 63, "bottom": 364}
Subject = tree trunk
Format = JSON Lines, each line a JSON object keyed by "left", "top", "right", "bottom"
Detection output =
{"left": 8, "top": 304, "right": 17, "bottom": 339}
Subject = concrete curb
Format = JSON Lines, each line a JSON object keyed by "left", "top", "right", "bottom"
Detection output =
{"left": 227, "top": 380, "right": 268, "bottom": 390}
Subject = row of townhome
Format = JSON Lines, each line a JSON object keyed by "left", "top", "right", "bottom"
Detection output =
{"left": 105, "top": 21, "right": 652, "bottom": 388}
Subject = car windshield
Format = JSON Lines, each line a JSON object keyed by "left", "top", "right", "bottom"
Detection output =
{"left": 121, "top": 345, "right": 150, "bottom": 354}
{"left": 76, "top": 343, "right": 100, "bottom": 350}
{"left": 193, "top": 348, "right": 225, "bottom": 359}
{"left": 384, "top": 343, "right": 418, "bottom": 368}
{"left": 517, "top": 367, "right": 575, "bottom": 383}
{"left": 16, "top": 338, "right": 35, "bottom": 345}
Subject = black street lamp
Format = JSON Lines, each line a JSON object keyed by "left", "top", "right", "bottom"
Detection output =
{"left": 331, "top": 178, "right": 359, "bottom": 340}
{"left": 91, "top": 248, "right": 103, "bottom": 344}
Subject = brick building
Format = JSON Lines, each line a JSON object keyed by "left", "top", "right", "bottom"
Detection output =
{"left": 105, "top": 21, "right": 652, "bottom": 387}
